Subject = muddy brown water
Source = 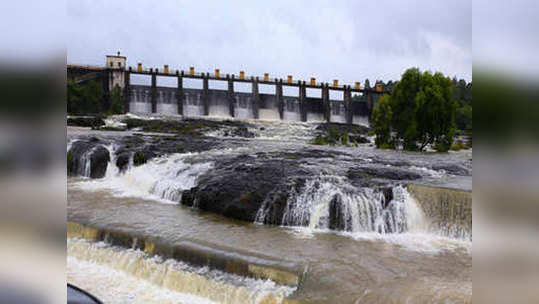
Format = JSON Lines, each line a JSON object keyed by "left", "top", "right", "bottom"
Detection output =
{"left": 68, "top": 181, "right": 471, "bottom": 304}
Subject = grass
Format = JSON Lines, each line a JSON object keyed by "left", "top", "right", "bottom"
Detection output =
{"left": 311, "top": 127, "right": 350, "bottom": 146}
{"left": 450, "top": 140, "right": 469, "bottom": 151}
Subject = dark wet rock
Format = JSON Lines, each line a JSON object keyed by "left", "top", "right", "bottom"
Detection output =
{"left": 350, "top": 135, "right": 370, "bottom": 144}
{"left": 115, "top": 152, "right": 130, "bottom": 173}
{"left": 347, "top": 166, "right": 422, "bottom": 187}
{"left": 222, "top": 126, "right": 256, "bottom": 138}
{"left": 122, "top": 117, "right": 256, "bottom": 137}
{"left": 67, "top": 116, "right": 105, "bottom": 129}
{"left": 89, "top": 146, "right": 110, "bottom": 178}
{"left": 315, "top": 123, "right": 370, "bottom": 135}
{"left": 68, "top": 132, "right": 228, "bottom": 178}
{"left": 328, "top": 186, "right": 394, "bottom": 231}
{"left": 380, "top": 187, "right": 394, "bottom": 207}
{"left": 329, "top": 194, "right": 350, "bottom": 231}
{"left": 431, "top": 163, "right": 471, "bottom": 176}
{"left": 181, "top": 155, "right": 311, "bottom": 223}
{"left": 67, "top": 141, "right": 90, "bottom": 176}
{"left": 113, "top": 134, "right": 224, "bottom": 165}
{"left": 276, "top": 149, "right": 352, "bottom": 160}
{"left": 67, "top": 140, "right": 110, "bottom": 178}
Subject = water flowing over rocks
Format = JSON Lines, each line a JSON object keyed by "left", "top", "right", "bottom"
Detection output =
{"left": 67, "top": 117, "right": 471, "bottom": 238}
{"left": 67, "top": 139, "right": 110, "bottom": 178}
{"left": 67, "top": 116, "right": 472, "bottom": 303}
{"left": 181, "top": 155, "right": 312, "bottom": 223}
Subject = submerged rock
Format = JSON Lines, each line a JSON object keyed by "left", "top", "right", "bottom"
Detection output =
{"left": 222, "top": 126, "right": 256, "bottom": 138}
{"left": 431, "top": 163, "right": 471, "bottom": 176}
{"left": 348, "top": 166, "right": 422, "bottom": 182}
{"left": 315, "top": 122, "right": 370, "bottom": 135}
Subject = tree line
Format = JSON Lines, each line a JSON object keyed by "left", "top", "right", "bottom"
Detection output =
{"left": 67, "top": 80, "right": 123, "bottom": 115}
{"left": 370, "top": 68, "right": 472, "bottom": 152}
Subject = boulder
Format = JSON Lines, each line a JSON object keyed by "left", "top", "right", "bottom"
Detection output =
{"left": 89, "top": 146, "right": 110, "bottom": 178}
{"left": 67, "top": 140, "right": 110, "bottom": 178}
{"left": 181, "top": 155, "right": 310, "bottom": 223}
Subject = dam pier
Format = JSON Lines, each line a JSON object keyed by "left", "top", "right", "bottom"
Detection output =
{"left": 68, "top": 53, "right": 388, "bottom": 124}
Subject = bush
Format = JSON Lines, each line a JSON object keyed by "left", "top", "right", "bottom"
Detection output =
{"left": 379, "top": 143, "right": 395, "bottom": 149}
{"left": 327, "top": 127, "right": 340, "bottom": 145}
{"left": 133, "top": 151, "right": 147, "bottom": 166}
{"left": 67, "top": 80, "right": 104, "bottom": 115}
{"left": 341, "top": 132, "right": 349, "bottom": 146}
{"left": 450, "top": 140, "right": 468, "bottom": 151}
{"left": 312, "top": 135, "right": 328, "bottom": 145}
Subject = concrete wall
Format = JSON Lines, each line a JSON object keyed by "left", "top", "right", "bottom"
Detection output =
{"left": 105, "top": 55, "right": 126, "bottom": 90}
{"left": 408, "top": 184, "right": 472, "bottom": 240}
{"left": 129, "top": 84, "right": 369, "bottom": 124}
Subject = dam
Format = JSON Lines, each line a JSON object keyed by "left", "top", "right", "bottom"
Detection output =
{"left": 67, "top": 53, "right": 386, "bottom": 125}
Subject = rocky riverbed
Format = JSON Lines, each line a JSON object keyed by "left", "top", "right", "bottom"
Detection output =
{"left": 67, "top": 114, "right": 472, "bottom": 303}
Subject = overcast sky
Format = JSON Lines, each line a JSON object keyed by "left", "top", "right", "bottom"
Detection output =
{"left": 66, "top": 0, "right": 471, "bottom": 86}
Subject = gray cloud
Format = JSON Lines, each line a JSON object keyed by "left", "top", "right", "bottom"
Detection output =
{"left": 67, "top": 0, "right": 471, "bottom": 84}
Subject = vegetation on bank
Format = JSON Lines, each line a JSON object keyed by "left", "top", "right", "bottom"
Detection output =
{"left": 372, "top": 68, "right": 472, "bottom": 152}
{"left": 311, "top": 124, "right": 369, "bottom": 147}
{"left": 67, "top": 81, "right": 123, "bottom": 115}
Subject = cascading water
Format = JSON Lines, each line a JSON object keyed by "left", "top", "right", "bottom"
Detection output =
{"left": 67, "top": 238, "right": 296, "bottom": 304}
{"left": 75, "top": 148, "right": 214, "bottom": 204}
{"left": 257, "top": 176, "right": 426, "bottom": 234}
{"left": 77, "top": 146, "right": 96, "bottom": 177}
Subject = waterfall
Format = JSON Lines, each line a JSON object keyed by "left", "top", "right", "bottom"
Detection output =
{"left": 257, "top": 176, "right": 427, "bottom": 234}
{"left": 77, "top": 146, "right": 96, "bottom": 177}
{"left": 74, "top": 151, "right": 213, "bottom": 204}
{"left": 68, "top": 238, "right": 296, "bottom": 304}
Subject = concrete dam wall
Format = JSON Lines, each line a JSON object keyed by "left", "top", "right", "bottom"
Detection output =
{"left": 128, "top": 85, "right": 370, "bottom": 124}
{"left": 408, "top": 184, "right": 472, "bottom": 240}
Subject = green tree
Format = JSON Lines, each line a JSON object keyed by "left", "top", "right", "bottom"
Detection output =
{"left": 66, "top": 80, "right": 104, "bottom": 115}
{"left": 390, "top": 68, "right": 421, "bottom": 150}
{"left": 83, "top": 80, "right": 103, "bottom": 114}
{"left": 456, "top": 103, "right": 472, "bottom": 131}
{"left": 375, "top": 68, "right": 457, "bottom": 152}
{"left": 109, "top": 84, "right": 124, "bottom": 114}
{"left": 67, "top": 81, "right": 82, "bottom": 114}
{"left": 372, "top": 94, "right": 393, "bottom": 148}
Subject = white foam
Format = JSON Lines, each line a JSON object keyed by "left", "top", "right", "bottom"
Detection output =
{"left": 68, "top": 256, "right": 219, "bottom": 304}
{"left": 259, "top": 177, "right": 426, "bottom": 234}
{"left": 73, "top": 153, "right": 213, "bottom": 204}
{"left": 68, "top": 238, "right": 297, "bottom": 304}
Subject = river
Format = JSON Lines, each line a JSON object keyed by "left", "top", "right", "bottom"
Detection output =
{"left": 67, "top": 115, "right": 472, "bottom": 303}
